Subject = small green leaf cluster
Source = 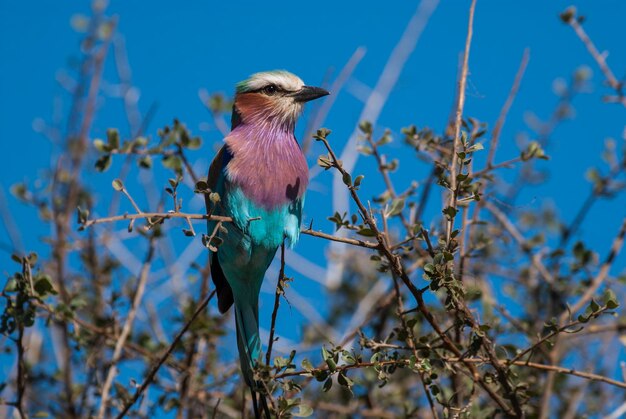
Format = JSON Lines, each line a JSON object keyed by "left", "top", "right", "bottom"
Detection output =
{"left": 93, "top": 120, "right": 202, "bottom": 176}
{"left": 1, "top": 253, "right": 56, "bottom": 335}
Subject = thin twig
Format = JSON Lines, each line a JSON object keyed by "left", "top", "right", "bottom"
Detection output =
{"left": 276, "top": 356, "right": 626, "bottom": 391}
{"left": 392, "top": 276, "right": 439, "bottom": 418}
{"left": 114, "top": 289, "right": 217, "bottom": 419}
{"left": 485, "top": 201, "right": 555, "bottom": 285}
{"left": 266, "top": 241, "right": 286, "bottom": 366}
{"left": 300, "top": 228, "right": 380, "bottom": 249}
{"left": 559, "top": 217, "right": 626, "bottom": 323}
{"left": 98, "top": 237, "right": 156, "bottom": 419}
{"left": 82, "top": 212, "right": 232, "bottom": 228}
{"left": 508, "top": 307, "right": 610, "bottom": 366}
{"left": 445, "top": 0, "right": 477, "bottom": 245}
{"left": 567, "top": 15, "right": 623, "bottom": 98}
{"left": 485, "top": 49, "right": 530, "bottom": 168}
{"left": 472, "top": 157, "right": 524, "bottom": 178}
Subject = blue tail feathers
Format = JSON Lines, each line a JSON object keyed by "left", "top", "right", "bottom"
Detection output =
{"left": 234, "top": 297, "right": 261, "bottom": 387}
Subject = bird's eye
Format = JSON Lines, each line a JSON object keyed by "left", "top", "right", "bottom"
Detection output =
{"left": 263, "top": 85, "right": 278, "bottom": 95}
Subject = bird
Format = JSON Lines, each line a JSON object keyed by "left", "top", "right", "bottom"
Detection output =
{"left": 204, "top": 70, "right": 329, "bottom": 417}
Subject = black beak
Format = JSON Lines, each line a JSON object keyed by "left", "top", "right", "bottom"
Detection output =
{"left": 291, "top": 86, "right": 330, "bottom": 103}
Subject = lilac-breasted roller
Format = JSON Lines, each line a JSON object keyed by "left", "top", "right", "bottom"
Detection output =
{"left": 204, "top": 70, "right": 328, "bottom": 415}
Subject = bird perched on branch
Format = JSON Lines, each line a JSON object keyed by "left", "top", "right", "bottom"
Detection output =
{"left": 204, "top": 70, "right": 329, "bottom": 417}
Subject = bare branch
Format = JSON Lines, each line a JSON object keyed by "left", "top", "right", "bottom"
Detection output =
{"left": 445, "top": 0, "right": 476, "bottom": 245}
{"left": 98, "top": 238, "right": 156, "bottom": 418}
{"left": 114, "top": 290, "right": 217, "bottom": 419}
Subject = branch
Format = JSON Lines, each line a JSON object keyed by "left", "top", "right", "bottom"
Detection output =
{"left": 277, "top": 356, "right": 626, "bottom": 391}
{"left": 485, "top": 49, "right": 530, "bottom": 168}
{"left": 559, "top": 217, "right": 626, "bottom": 323}
{"left": 445, "top": 0, "right": 476, "bottom": 245}
{"left": 508, "top": 306, "right": 610, "bottom": 366}
{"left": 565, "top": 11, "right": 623, "bottom": 99}
{"left": 266, "top": 241, "right": 286, "bottom": 366}
{"left": 98, "top": 238, "right": 156, "bottom": 419}
{"left": 114, "top": 289, "right": 217, "bottom": 419}
{"left": 512, "top": 360, "right": 626, "bottom": 390}
{"left": 300, "top": 228, "right": 379, "bottom": 249}
{"left": 485, "top": 200, "right": 555, "bottom": 285}
{"left": 315, "top": 131, "right": 520, "bottom": 416}
{"left": 82, "top": 212, "right": 232, "bottom": 229}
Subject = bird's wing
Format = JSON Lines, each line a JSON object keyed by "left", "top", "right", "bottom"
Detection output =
{"left": 205, "top": 145, "right": 235, "bottom": 313}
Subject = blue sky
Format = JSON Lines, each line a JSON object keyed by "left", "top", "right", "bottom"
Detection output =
{"left": 2, "top": 1, "right": 625, "bottom": 243}
{"left": 1, "top": 0, "right": 626, "bottom": 410}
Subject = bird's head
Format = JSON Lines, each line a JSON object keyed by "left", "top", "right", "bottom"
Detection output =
{"left": 232, "top": 70, "right": 329, "bottom": 130}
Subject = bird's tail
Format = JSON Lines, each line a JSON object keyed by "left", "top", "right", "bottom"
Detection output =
{"left": 234, "top": 296, "right": 270, "bottom": 418}
{"left": 234, "top": 296, "right": 261, "bottom": 387}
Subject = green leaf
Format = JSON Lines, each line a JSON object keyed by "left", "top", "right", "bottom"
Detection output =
{"left": 357, "top": 227, "right": 376, "bottom": 237}
{"left": 358, "top": 121, "right": 372, "bottom": 135}
{"left": 606, "top": 300, "right": 619, "bottom": 310}
{"left": 590, "top": 299, "right": 600, "bottom": 313}
{"left": 604, "top": 289, "right": 620, "bottom": 309}
{"left": 370, "top": 352, "right": 381, "bottom": 364}
{"left": 358, "top": 146, "right": 373, "bottom": 155}
{"left": 76, "top": 206, "right": 90, "bottom": 224}
{"left": 377, "top": 130, "right": 392, "bottom": 146}
{"left": 209, "top": 192, "right": 221, "bottom": 203}
{"left": 138, "top": 155, "right": 152, "bottom": 169}
{"left": 430, "top": 384, "right": 440, "bottom": 396}
{"left": 107, "top": 128, "right": 120, "bottom": 149}
{"left": 162, "top": 155, "right": 182, "bottom": 173}
{"left": 337, "top": 372, "right": 354, "bottom": 388}
{"left": 322, "top": 377, "right": 333, "bottom": 392}
{"left": 342, "top": 172, "right": 352, "bottom": 187}
{"left": 10, "top": 183, "right": 28, "bottom": 201}
{"left": 112, "top": 179, "right": 124, "bottom": 191}
{"left": 559, "top": 6, "right": 576, "bottom": 23}
{"left": 317, "top": 155, "right": 333, "bottom": 170}
{"left": 93, "top": 138, "right": 108, "bottom": 152}
{"left": 354, "top": 175, "right": 365, "bottom": 189}
{"left": 442, "top": 206, "right": 458, "bottom": 220}
{"left": 4, "top": 277, "right": 18, "bottom": 292}
{"left": 301, "top": 358, "right": 313, "bottom": 371}
{"left": 292, "top": 404, "right": 313, "bottom": 417}
{"left": 313, "top": 128, "right": 331, "bottom": 141}
{"left": 34, "top": 275, "right": 57, "bottom": 296}
{"left": 27, "top": 252, "right": 38, "bottom": 265}
{"left": 322, "top": 346, "right": 336, "bottom": 371}
{"left": 95, "top": 154, "right": 112, "bottom": 172}
{"left": 387, "top": 198, "right": 405, "bottom": 216}
{"left": 186, "top": 137, "right": 202, "bottom": 149}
